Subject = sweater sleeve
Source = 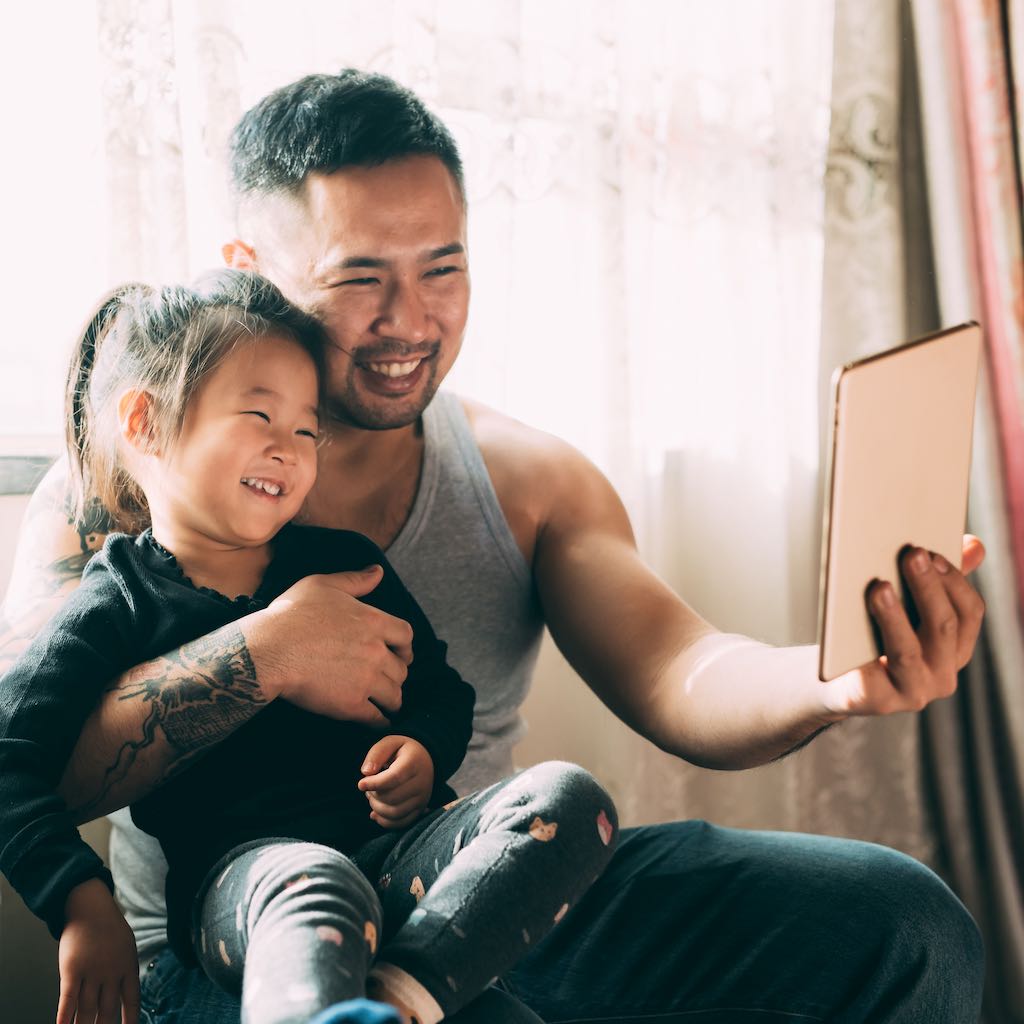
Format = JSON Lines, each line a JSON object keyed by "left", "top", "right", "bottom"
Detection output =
{"left": 367, "top": 556, "right": 475, "bottom": 796}
{"left": 0, "top": 561, "right": 138, "bottom": 937}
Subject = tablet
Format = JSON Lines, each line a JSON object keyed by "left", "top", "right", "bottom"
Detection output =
{"left": 818, "top": 322, "right": 982, "bottom": 681}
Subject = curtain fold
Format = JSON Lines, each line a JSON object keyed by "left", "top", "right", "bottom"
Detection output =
{"left": 910, "top": 1, "right": 1024, "bottom": 1019}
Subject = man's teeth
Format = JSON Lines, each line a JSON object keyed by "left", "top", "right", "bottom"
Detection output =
{"left": 365, "top": 358, "right": 423, "bottom": 378}
{"left": 241, "top": 477, "right": 282, "bottom": 496}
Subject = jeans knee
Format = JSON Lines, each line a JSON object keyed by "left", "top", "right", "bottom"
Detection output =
{"left": 864, "top": 847, "right": 984, "bottom": 1019}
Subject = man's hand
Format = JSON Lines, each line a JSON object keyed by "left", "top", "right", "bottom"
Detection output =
{"left": 57, "top": 879, "right": 140, "bottom": 1024}
{"left": 357, "top": 735, "right": 435, "bottom": 828}
{"left": 249, "top": 565, "right": 414, "bottom": 725}
{"left": 822, "top": 537, "right": 986, "bottom": 718}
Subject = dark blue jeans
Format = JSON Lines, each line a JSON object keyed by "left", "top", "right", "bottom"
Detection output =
{"left": 140, "top": 821, "right": 984, "bottom": 1023}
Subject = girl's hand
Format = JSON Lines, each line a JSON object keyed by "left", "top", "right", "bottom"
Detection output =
{"left": 57, "top": 878, "right": 140, "bottom": 1024}
{"left": 357, "top": 735, "right": 435, "bottom": 829}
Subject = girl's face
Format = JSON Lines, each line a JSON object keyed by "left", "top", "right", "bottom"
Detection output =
{"left": 149, "top": 334, "right": 320, "bottom": 549}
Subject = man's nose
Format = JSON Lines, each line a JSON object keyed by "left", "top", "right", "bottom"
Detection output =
{"left": 376, "top": 278, "right": 431, "bottom": 342}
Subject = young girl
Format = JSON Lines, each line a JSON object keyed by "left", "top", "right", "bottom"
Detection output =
{"left": 0, "top": 271, "right": 618, "bottom": 1024}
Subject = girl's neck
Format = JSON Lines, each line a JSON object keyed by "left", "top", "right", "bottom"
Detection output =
{"left": 150, "top": 522, "right": 275, "bottom": 600}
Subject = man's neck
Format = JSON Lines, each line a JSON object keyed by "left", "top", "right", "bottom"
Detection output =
{"left": 299, "top": 417, "right": 426, "bottom": 548}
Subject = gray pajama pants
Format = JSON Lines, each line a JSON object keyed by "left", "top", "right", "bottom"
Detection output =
{"left": 193, "top": 761, "right": 618, "bottom": 1024}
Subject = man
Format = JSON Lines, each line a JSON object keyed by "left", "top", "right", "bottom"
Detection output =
{"left": 4, "top": 70, "right": 985, "bottom": 1022}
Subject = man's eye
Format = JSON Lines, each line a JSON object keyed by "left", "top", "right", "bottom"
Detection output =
{"left": 340, "top": 277, "right": 379, "bottom": 287}
{"left": 244, "top": 411, "right": 271, "bottom": 422}
{"left": 427, "top": 266, "right": 460, "bottom": 277}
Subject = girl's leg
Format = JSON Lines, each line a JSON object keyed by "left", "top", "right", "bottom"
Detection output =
{"left": 196, "top": 840, "right": 384, "bottom": 1024}
{"left": 366, "top": 761, "right": 618, "bottom": 1023}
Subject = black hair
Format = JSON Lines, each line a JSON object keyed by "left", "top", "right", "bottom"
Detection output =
{"left": 230, "top": 69, "right": 464, "bottom": 200}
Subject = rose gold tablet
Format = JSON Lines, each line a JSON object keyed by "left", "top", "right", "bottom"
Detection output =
{"left": 818, "top": 322, "right": 982, "bottom": 681}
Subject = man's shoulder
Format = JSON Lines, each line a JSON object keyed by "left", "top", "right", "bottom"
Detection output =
{"left": 450, "top": 394, "right": 625, "bottom": 560}
{"left": 457, "top": 395, "right": 590, "bottom": 484}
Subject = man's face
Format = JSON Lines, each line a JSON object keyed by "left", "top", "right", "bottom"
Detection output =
{"left": 251, "top": 156, "right": 470, "bottom": 430}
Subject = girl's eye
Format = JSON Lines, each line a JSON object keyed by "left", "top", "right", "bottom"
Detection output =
{"left": 244, "top": 411, "right": 271, "bottom": 422}
{"left": 296, "top": 429, "right": 317, "bottom": 439}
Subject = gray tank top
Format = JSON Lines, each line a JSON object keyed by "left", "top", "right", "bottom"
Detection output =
{"left": 111, "top": 390, "right": 545, "bottom": 960}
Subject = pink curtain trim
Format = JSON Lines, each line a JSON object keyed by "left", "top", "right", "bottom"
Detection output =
{"left": 952, "top": 0, "right": 1024, "bottom": 614}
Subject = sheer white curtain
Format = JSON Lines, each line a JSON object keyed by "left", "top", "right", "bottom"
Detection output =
{"left": 4, "top": 0, "right": 853, "bottom": 832}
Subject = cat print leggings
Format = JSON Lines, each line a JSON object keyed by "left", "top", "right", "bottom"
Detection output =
{"left": 193, "top": 761, "right": 618, "bottom": 1024}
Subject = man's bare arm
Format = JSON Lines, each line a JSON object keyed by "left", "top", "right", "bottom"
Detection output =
{"left": 527, "top": 434, "right": 985, "bottom": 769}
{"left": 5, "top": 463, "right": 416, "bottom": 824}
{"left": 2, "top": 464, "right": 270, "bottom": 820}
{"left": 60, "top": 624, "right": 268, "bottom": 821}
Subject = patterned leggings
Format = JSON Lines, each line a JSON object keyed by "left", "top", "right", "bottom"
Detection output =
{"left": 193, "top": 761, "right": 617, "bottom": 1024}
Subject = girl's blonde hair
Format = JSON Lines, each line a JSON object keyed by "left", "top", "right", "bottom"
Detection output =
{"left": 65, "top": 269, "right": 328, "bottom": 534}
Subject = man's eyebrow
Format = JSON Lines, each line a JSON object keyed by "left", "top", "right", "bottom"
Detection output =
{"left": 422, "top": 243, "right": 465, "bottom": 262}
{"left": 242, "top": 385, "right": 318, "bottom": 419}
{"left": 335, "top": 256, "right": 388, "bottom": 270}
{"left": 329, "top": 243, "right": 465, "bottom": 273}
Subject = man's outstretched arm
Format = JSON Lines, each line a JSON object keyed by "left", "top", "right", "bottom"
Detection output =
{"left": 5, "top": 463, "right": 416, "bottom": 823}
{"left": 528, "top": 436, "right": 985, "bottom": 770}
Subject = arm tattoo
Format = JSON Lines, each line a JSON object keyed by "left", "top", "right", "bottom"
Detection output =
{"left": 74, "top": 626, "right": 268, "bottom": 818}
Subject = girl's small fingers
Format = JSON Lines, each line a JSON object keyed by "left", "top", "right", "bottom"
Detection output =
{"left": 364, "top": 776, "right": 421, "bottom": 805}
{"left": 367, "top": 792, "right": 425, "bottom": 820}
{"left": 370, "top": 808, "right": 421, "bottom": 829}
{"left": 360, "top": 761, "right": 410, "bottom": 794}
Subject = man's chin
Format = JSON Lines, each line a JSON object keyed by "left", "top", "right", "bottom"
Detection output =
{"left": 328, "top": 383, "right": 439, "bottom": 431}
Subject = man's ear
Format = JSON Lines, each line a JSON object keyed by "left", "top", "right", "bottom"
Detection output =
{"left": 223, "top": 239, "right": 258, "bottom": 270}
{"left": 117, "top": 390, "right": 160, "bottom": 455}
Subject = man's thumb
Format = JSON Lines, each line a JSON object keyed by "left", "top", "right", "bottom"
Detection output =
{"left": 332, "top": 564, "right": 385, "bottom": 596}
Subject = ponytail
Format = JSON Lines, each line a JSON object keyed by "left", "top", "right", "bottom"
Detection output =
{"left": 63, "top": 285, "right": 145, "bottom": 528}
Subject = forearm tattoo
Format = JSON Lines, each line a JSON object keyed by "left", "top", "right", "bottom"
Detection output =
{"left": 72, "top": 626, "right": 268, "bottom": 818}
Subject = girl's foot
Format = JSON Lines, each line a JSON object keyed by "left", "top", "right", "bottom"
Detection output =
{"left": 308, "top": 997, "right": 402, "bottom": 1024}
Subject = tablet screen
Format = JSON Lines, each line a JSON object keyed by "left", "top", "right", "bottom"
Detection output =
{"left": 818, "top": 322, "right": 981, "bottom": 681}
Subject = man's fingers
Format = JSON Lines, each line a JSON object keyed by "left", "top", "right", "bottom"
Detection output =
{"left": 901, "top": 548, "right": 959, "bottom": 673}
{"left": 98, "top": 981, "right": 122, "bottom": 1024}
{"left": 56, "top": 980, "right": 80, "bottom": 1024}
{"left": 934, "top": 554, "right": 986, "bottom": 666}
{"left": 324, "top": 564, "right": 385, "bottom": 597}
{"left": 866, "top": 579, "right": 926, "bottom": 704}
{"left": 122, "top": 973, "right": 142, "bottom": 1024}
{"left": 76, "top": 982, "right": 100, "bottom": 1024}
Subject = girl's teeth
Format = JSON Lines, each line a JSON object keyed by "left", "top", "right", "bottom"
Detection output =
{"left": 241, "top": 478, "right": 281, "bottom": 496}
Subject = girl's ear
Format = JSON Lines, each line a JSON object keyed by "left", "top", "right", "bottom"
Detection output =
{"left": 117, "top": 390, "right": 160, "bottom": 455}
{"left": 222, "top": 239, "right": 258, "bottom": 270}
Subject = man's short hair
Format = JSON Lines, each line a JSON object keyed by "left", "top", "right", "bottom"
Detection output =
{"left": 230, "top": 69, "right": 465, "bottom": 200}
